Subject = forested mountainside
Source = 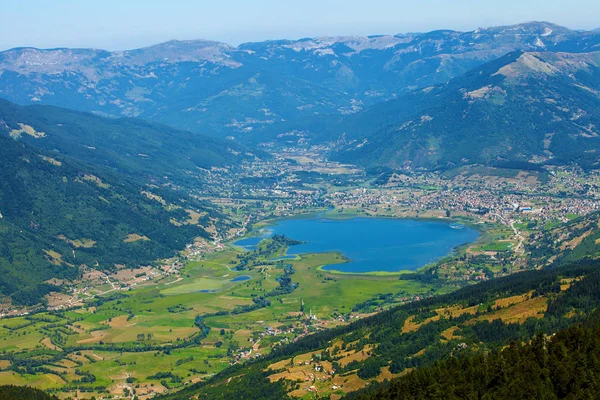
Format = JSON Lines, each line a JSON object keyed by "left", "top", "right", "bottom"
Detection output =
{"left": 332, "top": 51, "right": 600, "bottom": 170}
{"left": 1, "top": 22, "right": 598, "bottom": 141}
{"left": 348, "top": 319, "right": 600, "bottom": 400}
{"left": 0, "top": 386, "right": 58, "bottom": 400}
{"left": 0, "top": 134, "right": 217, "bottom": 305}
{"left": 0, "top": 99, "right": 259, "bottom": 186}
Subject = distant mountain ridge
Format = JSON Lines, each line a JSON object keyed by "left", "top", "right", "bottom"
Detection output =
{"left": 1, "top": 22, "right": 598, "bottom": 141}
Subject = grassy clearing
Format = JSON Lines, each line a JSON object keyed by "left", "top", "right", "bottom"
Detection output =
{"left": 124, "top": 234, "right": 150, "bottom": 243}
{"left": 480, "top": 241, "right": 513, "bottom": 252}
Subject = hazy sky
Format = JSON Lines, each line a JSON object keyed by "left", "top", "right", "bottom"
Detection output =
{"left": 2, "top": 0, "right": 599, "bottom": 51}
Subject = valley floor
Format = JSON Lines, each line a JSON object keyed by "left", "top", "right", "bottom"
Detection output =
{"left": 2, "top": 151, "right": 600, "bottom": 399}
{"left": 0, "top": 232, "right": 439, "bottom": 399}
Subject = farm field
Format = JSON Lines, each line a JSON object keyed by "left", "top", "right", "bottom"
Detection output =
{"left": 0, "top": 235, "right": 435, "bottom": 399}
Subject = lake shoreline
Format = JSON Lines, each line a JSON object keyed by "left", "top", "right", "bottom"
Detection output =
{"left": 232, "top": 212, "right": 482, "bottom": 275}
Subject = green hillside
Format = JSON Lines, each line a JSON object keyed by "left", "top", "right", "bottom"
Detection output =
{"left": 0, "top": 135, "right": 215, "bottom": 305}
{"left": 333, "top": 51, "right": 600, "bottom": 171}
{"left": 350, "top": 317, "right": 600, "bottom": 400}
{"left": 0, "top": 98, "right": 261, "bottom": 185}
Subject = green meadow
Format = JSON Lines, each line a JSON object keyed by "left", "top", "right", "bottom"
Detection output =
{"left": 0, "top": 238, "right": 435, "bottom": 398}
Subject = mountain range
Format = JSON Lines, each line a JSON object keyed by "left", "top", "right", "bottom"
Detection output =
{"left": 332, "top": 50, "right": 600, "bottom": 170}
{"left": 1, "top": 22, "right": 599, "bottom": 143}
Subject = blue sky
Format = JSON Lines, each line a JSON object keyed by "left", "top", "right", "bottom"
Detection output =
{"left": 1, "top": 0, "right": 599, "bottom": 51}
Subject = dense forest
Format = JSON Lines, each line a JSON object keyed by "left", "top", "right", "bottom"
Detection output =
{"left": 0, "top": 386, "right": 59, "bottom": 400}
{"left": 0, "top": 134, "right": 214, "bottom": 305}
{"left": 349, "top": 316, "right": 600, "bottom": 399}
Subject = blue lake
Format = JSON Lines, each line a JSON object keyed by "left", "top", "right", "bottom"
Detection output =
{"left": 235, "top": 217, "right": 479, "bottom": 273}
{"left": 230, "top": 275, "right": 252, "bottom": 282}
{"left": 234, "top": 236, "right": 264, "bottom": 250}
